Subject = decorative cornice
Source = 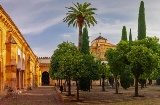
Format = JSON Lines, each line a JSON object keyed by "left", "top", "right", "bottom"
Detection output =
{"left": 0, "top": 5, "right": 37, "bottom": 60}
{"left": 6, "top": 34, "right": 17, "bottom": 44}
{"left": 38, "top": 57, "right": 51, "bottom": 59}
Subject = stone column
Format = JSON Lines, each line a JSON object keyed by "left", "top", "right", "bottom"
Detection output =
{"left": 5, "top": 64, "right": 17, "bottom": 91}
{"left": 18, "top": 69, "right": 21, "bottom": 89}
{"left": 26, "top": 55, "right": 31, "bottom": 87}
{"left": 5, "top": 34, "right": 17, "bottom": 91}
{"left": 0, "top": 60, "right": 2, "bottom": 91}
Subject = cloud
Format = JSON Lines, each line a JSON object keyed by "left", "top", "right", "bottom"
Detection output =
{"left": 1, "top": 0, "right": 160, "bottom": 57}
{"left": 32, "top": 47, "right": 54, "bottom": 57}
{"left": 61, "top": 34, "right": 71, "bottom": 38}
{"left": 87, "top": 18, "right": 137, "bottom": 44}
{"left": 1, "top": 0, "right": 66, "bottom": 35}
{"left": 60, "top": 31, "right": 78, "bottom": 45}
{"left": 20, "top": 15, "right": 65, "bottom": 35}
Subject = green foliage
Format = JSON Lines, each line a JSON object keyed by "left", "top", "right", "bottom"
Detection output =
{"left": 80, "top": 27, "right": 90, "bottom": 54}
{"left": 121, "top": 26, "right": 127, "bottom": 41}
{"left": 89, "top": 57, "right": 103, "bottom": 80}
{"left": 106, "top": 65, "right": 114, "bottom": 78}
{"left": 106, "top": 36, "right": 160, "bottom": 96}
{"left": 120, "top": 66, "right": 132, "bottom": 89}
{"left": 63, "top": 2, "right": 97, "bottom": 28}
{"left": 120, "top": 75, "right": 130, "bottom": 89}
{"left": 49, "top": 41, "right": 83, "bottom": 81}
{"left": 138, "top": 1, "right": 146, "bottom": 40}
{"left": 130, "top": 37, "right": 160, "bottom": 78}
{"left": 129, "top": 28, "right": 132, "bottom": 42}
{"left": 79, "top": 54, "right": 93, "bottom": 91}
{"left": 105, "top": 48, "right": 125, "bottom": 76}
{"left": 127, "top": 45, "right": 157, "bottom": 77}
{"left": 79, "top": 55, "right": 105, "bottom": 91}
{"left": 63, "top": 2, "right": 97, "bottom": 50}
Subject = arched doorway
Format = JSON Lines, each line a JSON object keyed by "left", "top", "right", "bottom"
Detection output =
{"left": 42, "top": 71, "right": 49, "bottom": 85}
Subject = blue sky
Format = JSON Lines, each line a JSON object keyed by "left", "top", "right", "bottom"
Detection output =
{"left": 0, "top": 0, "right": 160, "bottom": 57}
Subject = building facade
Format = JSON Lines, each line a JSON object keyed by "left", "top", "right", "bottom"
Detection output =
{"left": 90, "top": 35, "right": 116, "bottom": 61}
{"left": 0, "top": 5, "right": 41, "bottom": 92}
{"left": 38, "top": 57, "right": 55, "bottom": 86}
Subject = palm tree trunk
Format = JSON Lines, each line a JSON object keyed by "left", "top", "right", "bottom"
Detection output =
{"left": 78, "top": 25, "right": 83, "bottom": 50}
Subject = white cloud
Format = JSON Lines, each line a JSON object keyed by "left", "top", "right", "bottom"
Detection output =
{"left": 20, "top": 15, "right": 64, "bottom": 35}
{"left": 87, "top": 18, "right": 137, "bottom": 44}
{"left": 1, "top": 0, "right": 160, "bottom": 57}
{"left": 60, "top": 31, "right": 78, "bottom": 45}
{"left": 32, "top": 47, "right": 54, "bottom": 57}
{"left": 61, "top": 34, "right": 71, "bottom": 38}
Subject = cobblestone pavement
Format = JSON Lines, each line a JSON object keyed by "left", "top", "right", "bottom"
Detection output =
{"left": 0, "top": 86, "right": 64, "bottom": 105}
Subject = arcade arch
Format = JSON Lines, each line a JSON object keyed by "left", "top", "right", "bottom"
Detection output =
{"left": 42, "top": 71, "right": 49, "bottom": 85}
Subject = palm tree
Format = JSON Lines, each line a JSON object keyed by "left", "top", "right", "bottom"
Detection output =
{"left": 63, "top": 2, "right": 97, "bottom": 50}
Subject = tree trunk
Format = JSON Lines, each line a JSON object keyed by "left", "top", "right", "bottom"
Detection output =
{"left": 58, "top": 79, "right": 60, "bottom": 86}
{"left": 115, "top": 75, "right": 118, "bottom": 94}
{"left": 102, "top": 77, "right": 105, "bottom": 91}
{"left": 76, "top": 79, "right": 79, "bottom": 101}
{"left": 135, "top": 76, "right": 139, "bottom": 97}
{"left": 90, "top": 80, "right": 92, "bottom": 89}
{"left": 100, "top": 79, "right": 101, "bottom": 86}
{"left": 141, "top": 83, "right": 144, "bottom": 89}
{"left": 68, "top": 77, "right": 71, "bottom": 96}
{"left": 56, "top": 79, "right": 58, "bottom": 86}
{"left": 60, "top": 79, "right": 62, "bottom": 86}
{"left": 78, "top": 25, "right": 83, "bottom": 50}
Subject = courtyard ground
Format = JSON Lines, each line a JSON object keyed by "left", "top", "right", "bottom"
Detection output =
{"left": 57, "top": 85, "right": 160, "bottom": 105}
{"left": 0, "top": 86, "right": 64, "bottom": 105}
{"left": 1, "top": 85, "right": 160, "bottom": 105}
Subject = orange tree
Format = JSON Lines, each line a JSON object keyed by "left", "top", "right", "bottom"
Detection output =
{"left": 49, "top": 42, "right": 80, "bottom": 96}
{"left": 127, "top": 45, "right": 157, "bottom": 96}
{"left": 105, "top": 40, "right": 130, "bottom": 94}
{"left": 106, "top": 37, "right": 160, "bottom": 97}
{"left": 49, "top": 41, "right": 102, "bottom": 101}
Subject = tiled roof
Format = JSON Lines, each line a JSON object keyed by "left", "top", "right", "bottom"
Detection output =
{"left": 94, "top": 36, "right": 107, "bottom": 40}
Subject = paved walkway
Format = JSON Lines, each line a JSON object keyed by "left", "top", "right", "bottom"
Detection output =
{"left": 0, "top": 86, "right": 64, "bottom": 105}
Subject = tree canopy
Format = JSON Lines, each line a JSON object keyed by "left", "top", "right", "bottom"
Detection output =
{"left": 63, "top": 2, "right": 97, "bottom": 49}
{"left": 138, "top": 1, "right": 146, "bottom": 40}
{"left": 121, "top": 26, "right": 127, "bottom": 41}
{"left": 80, "top": 27, "right": 90, "bottom": 54}
{"left": 105, "top": 36, "right": 160, "bottom": 96}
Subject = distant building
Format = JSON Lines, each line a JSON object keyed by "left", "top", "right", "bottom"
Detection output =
{"left": 38, "top": 57, "right": 55, "bottom": 86}
{"left": 90, "top": 35, "right": 116, "bottom": 61}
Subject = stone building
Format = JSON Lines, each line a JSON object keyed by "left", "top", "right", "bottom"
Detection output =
{"left": 90, "top": 35, "right": 116, "bottom": 61}
{"left": 0, "top": 5, "right": 41, "bottom": 92}
{"left": 38, "top": 57, "right": 55, "bottom": 86}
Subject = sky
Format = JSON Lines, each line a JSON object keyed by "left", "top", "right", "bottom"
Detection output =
{"left": 0, "top": 0, "right": 160, "bottom": 57}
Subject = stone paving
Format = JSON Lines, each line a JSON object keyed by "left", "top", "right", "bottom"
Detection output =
{"left": 0, "top": 86, "right": 64, "bottom": 105}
